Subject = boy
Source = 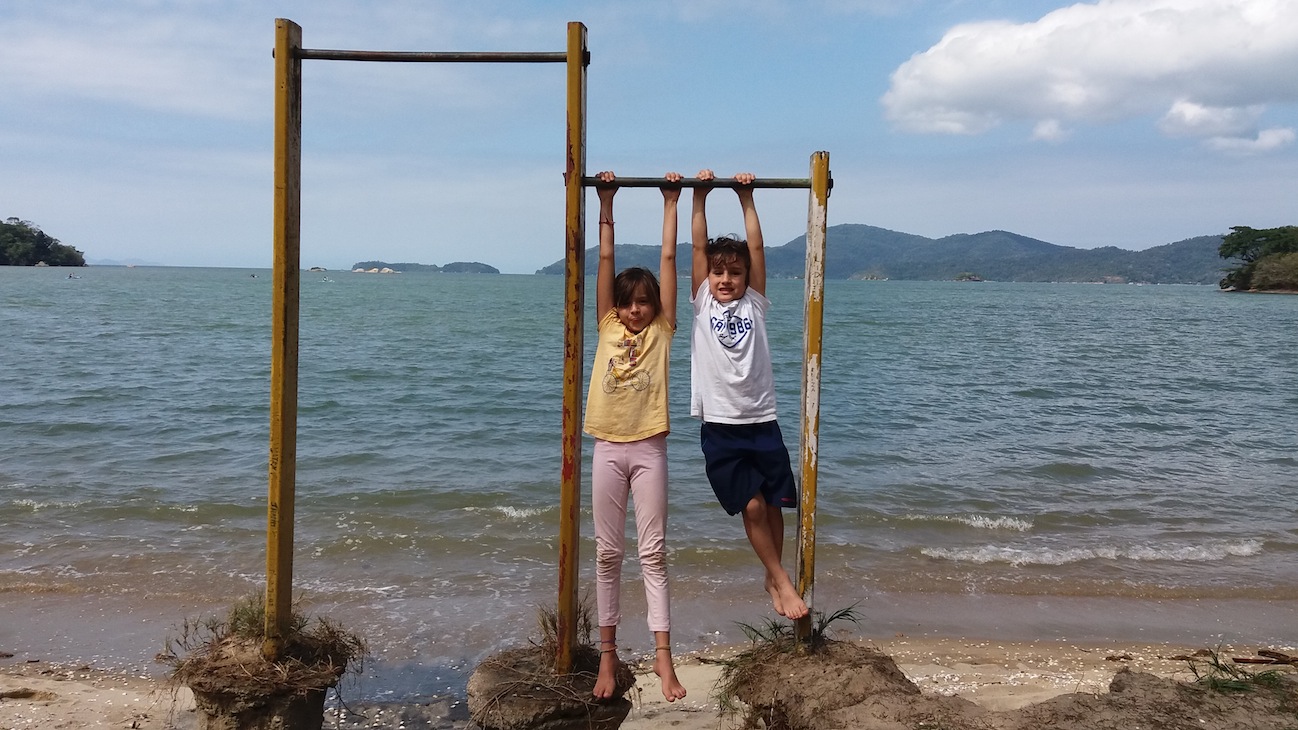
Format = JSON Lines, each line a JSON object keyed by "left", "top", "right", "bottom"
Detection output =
{"left": 689, "top": 169, "right": 808, "bottom": 621}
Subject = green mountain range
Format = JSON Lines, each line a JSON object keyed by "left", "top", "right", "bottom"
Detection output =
{"left": 535, "top": 225, "right": 1227, "bottom": 284}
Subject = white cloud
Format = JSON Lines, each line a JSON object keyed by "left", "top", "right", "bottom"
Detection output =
{"left": 1204, "top": 127, "right": 1296, "bottom": 155}
{"left": 1032, "top": 119, "right": 1070, "bottom": 142}
{"left": 1158, "top": 100, "right": 1263, "bottom": 138}
{"left": 0, "top": 1, "right": 572, "bottom": 122}
{"left": 882, "top": 0, "right": 1298, "bottom": 149}
{"left": 0, "top": 10, "right": 265, "bottom": 119}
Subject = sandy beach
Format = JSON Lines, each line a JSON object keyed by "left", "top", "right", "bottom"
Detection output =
{"left": 5, "top": 636, "right": 1293, "bottom": 729}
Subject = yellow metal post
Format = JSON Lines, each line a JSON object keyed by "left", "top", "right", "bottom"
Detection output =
{"left": 265, "top": 17, "right": 303, "bottom": 660}
{"left": 794, "top": 151, "right": 830, "bottom": 642}
{"left": 556, "top": 21, "right": 588, "bottom": 674}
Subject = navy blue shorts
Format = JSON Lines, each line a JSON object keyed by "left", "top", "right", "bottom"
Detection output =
{"left": 700, "top": 420, "right": 798, "bottom": 516}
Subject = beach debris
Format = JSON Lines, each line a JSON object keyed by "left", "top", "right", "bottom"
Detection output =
{"left": 1167, "top": 648, "right": 1216, "bottom": 661}
{"left": 0, "top": 687, "right": 59, "bottom": 701}
{"left": 1231, "top": 650, "right": 1297, "bottom": 665}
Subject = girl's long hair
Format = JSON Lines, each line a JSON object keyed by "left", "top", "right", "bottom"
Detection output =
{"left": 613, "top": 267, "right": 661, "bottom": 318}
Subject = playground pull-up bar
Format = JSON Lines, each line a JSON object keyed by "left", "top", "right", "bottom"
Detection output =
{"left": 269, "top": 17, "right": 829, "bottom": 671}
{"left": 266, "top": 19, "right": 591, "bottom": 669}
{"left": 295, "top": 49, "right": 572, "bottom": 63}
{"left": 581, "top": 176, "right": 832, "bottom": 191}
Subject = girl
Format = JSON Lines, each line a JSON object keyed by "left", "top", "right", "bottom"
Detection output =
{"left": 584, "top": 170, "right": 687, "bottom": 702}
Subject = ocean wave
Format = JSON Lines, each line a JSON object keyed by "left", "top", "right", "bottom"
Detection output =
{"left": 293, "top": 577, "right": 407, "bottom": 597}
{"left": 901, "top": 514, "right": 1032, "bottom": 531}
{"left": 921, "top": 539, "right": 1263, "bottom": 566}
{"left": 11, "top": 498, "right": 87, "bottom": 511}
{"left": 1028, "top": 461, "right": 1119, "bottom": 479}
{"left": 464, "top": 505, "right": 549, "bottom": 520}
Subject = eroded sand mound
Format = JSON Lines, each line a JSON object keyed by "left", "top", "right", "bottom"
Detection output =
{"left": 730, "top": 641, "right": 1298, "bottom": 730}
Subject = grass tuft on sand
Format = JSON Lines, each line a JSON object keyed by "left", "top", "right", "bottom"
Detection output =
{"left": 714, "top": 604, "right": 863, "bottom": 714}
{"left": 156, "top": 592, "right": 366, "bottom": 697}
{"left": 1186, "top": 646, "right": 1288, "bottom": 694}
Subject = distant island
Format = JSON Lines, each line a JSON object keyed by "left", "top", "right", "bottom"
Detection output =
{"left": 1, "top": 218, "right": 86, "bottom": 267}
{"left": 351, "top": 260, "right": 499, "bottom": 274}
{"left": 534, "top": 224, "right": 1229, "bottom": 285}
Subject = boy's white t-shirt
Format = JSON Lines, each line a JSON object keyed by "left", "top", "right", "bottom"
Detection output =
{"left": 690, "top": 280, "right": 777, "bottom": 424}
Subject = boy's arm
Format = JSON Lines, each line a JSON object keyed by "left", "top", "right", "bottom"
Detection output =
{"left": 595, "top": 171, "right": 617, "bottom": 317}
{"left": 734, "top": 172, "right": 766, "bottom": 296}
{"left": 660, "top": 172, "right": 682, "bottom": 329}
{"left": 690, "top": 168, "right": 715, "bottom": 296}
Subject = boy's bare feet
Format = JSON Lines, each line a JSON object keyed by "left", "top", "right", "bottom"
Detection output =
{"left": 765, "top": 575, "right": 787, "bottom": 616}
{"left": 766, "top": 575, "right": 809, "bottom": 620}
{"left": 654, "top": 647, "right": 687, "bottom": 701}
{"left": 594, "top": 643, "right": 621, "bottom": 700}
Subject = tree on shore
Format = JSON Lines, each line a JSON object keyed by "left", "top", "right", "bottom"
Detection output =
{"left": 1, "top": 218, "right": 87, "bottom": 267}
{"left": 1218, "top": 225, "right": 1298, "bottom": 291}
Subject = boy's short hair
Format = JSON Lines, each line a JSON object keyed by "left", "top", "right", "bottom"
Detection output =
{"left": 706, "top": 235, "right": 751, "bottom": 280}
{"left": 613, "top": 267, "right": 661, "bottom": 316}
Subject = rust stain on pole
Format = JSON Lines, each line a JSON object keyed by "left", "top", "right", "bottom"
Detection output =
{"left": 555, "top": 21, "right": 588, "bottom": 675}
{"left": 265, "top": 18, "right": 303, "bottom": 661}
{"left": 795, "top": 151, "right": 830, "bottom": 642}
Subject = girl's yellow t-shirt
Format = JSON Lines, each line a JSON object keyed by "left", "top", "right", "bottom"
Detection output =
{"left": 583, "top": 309, "right": 674, "bottom": 442}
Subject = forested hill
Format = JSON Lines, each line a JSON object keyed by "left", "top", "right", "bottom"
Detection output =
{"left": 1, "top": 218, "right": 86, "bottom": 266}
{"left": 534, "top": 224, "right": 1226, "bottom": 284}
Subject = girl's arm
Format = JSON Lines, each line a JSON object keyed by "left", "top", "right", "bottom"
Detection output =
{"left": 659, "top": 172, "right": 682, "bottom": 329}
{"left": 690, "top": 169, "right": 715, "bottom": 296}
{"left": 734, "top": 172, "right": 766, "bottom": 296}
{"left": 594, "top": 171, "right": 617, "bottom": 317}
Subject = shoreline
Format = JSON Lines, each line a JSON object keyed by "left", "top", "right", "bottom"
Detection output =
{"left": 5, "top": 636, "right": 1294, "bottom": 730}
{"left": 2, "top": 590, "right": 1295, "bottom": 678}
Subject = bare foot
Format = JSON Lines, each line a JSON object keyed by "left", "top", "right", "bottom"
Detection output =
{"left": 766, "top": 576, "right": 808, "bottom": 620}
{"left": 765, "top": 576, "right": 788, "bottom": 617}
{"left": 654, "top": 649, "right": 687, "bottom": 702}
{"left": 594, "top": 647, "right": 621, "bottom": 700}
{"left": 779, "top": 583, "right": 809, "bottom": 620}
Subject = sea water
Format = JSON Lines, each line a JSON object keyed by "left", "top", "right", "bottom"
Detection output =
{"left": 1, "top": 265, "right": 1295, "bottom": 699}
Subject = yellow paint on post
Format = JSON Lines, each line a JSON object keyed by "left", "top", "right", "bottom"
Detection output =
{"left": 555, "top": 21, "right": 588, "bottom": 675}
{"left": 795, "top": 151, "right": 830, "bottom": 642}
{"left": 265, "top": 18, "right": 303, "bottom": 661}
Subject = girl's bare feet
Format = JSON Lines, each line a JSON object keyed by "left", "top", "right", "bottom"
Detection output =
{"left": 594, "top": 641, "right": 620, "bottom": 700}
{"left": 654, "top": 647, "right": 687, "bottom": 702}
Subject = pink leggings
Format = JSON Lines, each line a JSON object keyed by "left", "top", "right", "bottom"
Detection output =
{"left": 591, "top": 434, "right": 671, "bottom": 633}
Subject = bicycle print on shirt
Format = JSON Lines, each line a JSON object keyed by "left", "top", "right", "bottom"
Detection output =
{"left": 601, "top": 331, "right": 651, "bottom": 393}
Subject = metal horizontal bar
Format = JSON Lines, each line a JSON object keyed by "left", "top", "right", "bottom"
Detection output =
{"left": 297, "top": 49, "right": 571, "bottom": 63}
{"left": 582, "top": 176, "right": 828, "bottom": 190}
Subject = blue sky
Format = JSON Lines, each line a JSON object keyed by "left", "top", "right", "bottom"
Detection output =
{"left": 3, "top": 0, "right": 1295, "bottom": 273}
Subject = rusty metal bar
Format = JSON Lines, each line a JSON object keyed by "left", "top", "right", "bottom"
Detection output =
{"left": 794, "top": 151, "right": 830, "bottom": 643}
{"left": 297, "top": 49, "right": 570, "bottom": 63}
{"left": 264, "top": 17, "right": 303, "bottom": 661}
{"left": 582, "top": 176, "right": 828, "bottom": 190}
{"left": 555, "top": 20, "right": 589, "bottom": 675}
